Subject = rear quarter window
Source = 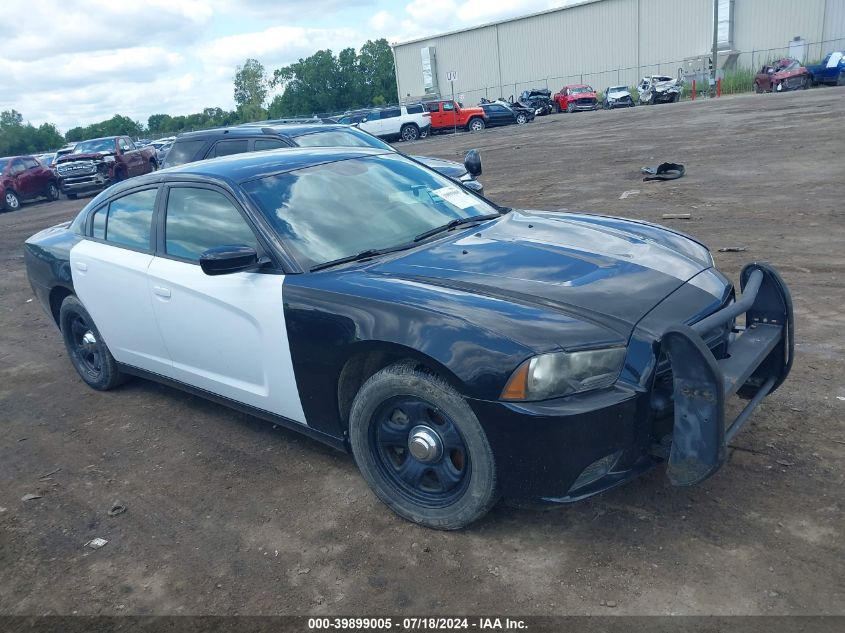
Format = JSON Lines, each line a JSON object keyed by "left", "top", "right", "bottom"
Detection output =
{"left": 406, "top": 104, "right": 423, "bottom": 114}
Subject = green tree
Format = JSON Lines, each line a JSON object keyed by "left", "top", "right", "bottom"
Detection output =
{"left": 358, "top": 39, "right": 398, "bottom": 105}
{"left": 234, "top": 58, "right": 268, "bottom": 108}
{"left": 147, "top": 114, "right": 173, "bottom": 133}
{"left": 0, "top": 110, "right": 65, "bottom": 155}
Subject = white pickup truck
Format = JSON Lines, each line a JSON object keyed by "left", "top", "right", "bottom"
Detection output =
{"left": 357, "top": 104, "right": 431, "bottom": 142}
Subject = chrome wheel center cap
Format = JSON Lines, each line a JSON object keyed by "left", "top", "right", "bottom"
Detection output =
{"left": 82, "top": 331, "right": 97, "bottom": 346}
{"left": 408, "top": 425, "right": 443, "bottom": 463}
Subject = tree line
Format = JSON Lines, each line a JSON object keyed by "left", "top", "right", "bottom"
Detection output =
{"left": 0, "top": 38, "right": 398, "bottom": 156}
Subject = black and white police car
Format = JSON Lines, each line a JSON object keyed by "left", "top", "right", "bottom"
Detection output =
{"left": 24, "top": 147, "right": 793, "bottom": 529}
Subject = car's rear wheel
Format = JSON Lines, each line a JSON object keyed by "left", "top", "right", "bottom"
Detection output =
{"left": 59, "top": 296, "right": 126, "bottom": 391}
{"left": 467, "top": 118, "right": 485, "bottom": 132}
{"left": 515, "top": 113, "right": 527, "bottom": 124}
{"left": 802, "top": 76, "right": 811, "bottom": 90}
{"left": 46, "top": 181, "right": 60, "bottom": 201}
{"left": 400, "top": 124, "right": 420, "bottom": 141}
{"left": 4, "top": 190, "right": 21, "bottom": 211}
{"left": 349, "top": 362, "right": 498, "bottom": 530}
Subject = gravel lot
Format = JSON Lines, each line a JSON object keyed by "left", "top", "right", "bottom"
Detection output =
{"left": 1, "top": 88, "right": 843, "bottom": 616}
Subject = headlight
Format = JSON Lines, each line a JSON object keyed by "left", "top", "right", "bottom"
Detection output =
{"left": 501, "top": 347, "right": 626, "bottom": 401}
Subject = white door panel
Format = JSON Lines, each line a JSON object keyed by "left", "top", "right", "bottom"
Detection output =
{"left": 146, "top": 257, "right": 306, "bottom": 424}
{"left": 69, "top": 240, "right": 172, "bottom": 374}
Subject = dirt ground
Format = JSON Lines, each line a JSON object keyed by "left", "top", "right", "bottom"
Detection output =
{"left": 1, "top": 88, "right": 843, "bottom": 617}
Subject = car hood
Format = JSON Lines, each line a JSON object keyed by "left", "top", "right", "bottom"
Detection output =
{"left": 411, "top": 155, "right": 467, "bottom": 179}
{"left": 773, "top": 68, "right": 807, "bottom": 79}
{"left": 57, "top": 152, "right": 113, "bottom": 163}
{"left": 370, "top": 210, "right": 713, "bottom": 337}
{"left": 607, "top": 89, "right": 631, "bottom": 98}
{"left": 572, "top": 92, "right": 598, "bottom": 100}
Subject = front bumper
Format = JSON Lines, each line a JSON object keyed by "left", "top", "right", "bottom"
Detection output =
{"left": 59, "top": 174, "right": 111, "bottom": 194}
{"left": 470, "top": 262, "right": 793, "bottom": 504}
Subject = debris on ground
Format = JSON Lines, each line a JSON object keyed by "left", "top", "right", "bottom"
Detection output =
{"left": 21, "top": 493, "right": 42, "bottom": 501}
{"left": 718, "top": 246, "right": 748, "bottom": 252}
{"left": 297, "top": 567, "right": 311, "bottom": 575}
{"left": 39, "top": 467, "right": 62, "bottom": 479}
{"left": 85, "top": 537, "right": 109, "bottom": 550}
{"left": 642, "top": 162, "right": 685, "bottom": 181}
{"left": 662, "top": 213, "right": 691, "bottom": 219}
{"left": 619, "top": 189, "right": 640, "bottom": 199}
{"left": 108, "top": 503, "right": 127, "bottom": 517}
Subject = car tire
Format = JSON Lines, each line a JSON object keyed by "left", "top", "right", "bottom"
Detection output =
{"left": 837, "top": 71, "right": 845, "bottom": 87}
{"left": 46, "top": 181, "right": 60, "bottom": 201}
{"left": 400, "top": 124, "right": 420, "bottom": 142}
{"left": 114, "top": 167, "right": 126, "bottom": 182}
{"left": 566, "top": 103, "right": 575, "bottom": 113}
{"left": 467, "top": 118, "right": 485, "bottom": 132}
{"left": 419, "top": 127, "right": 429, "bottom": 139}
{"left": 4, "top": 189, "right": 21, "bottom": 211}
{"left": 59, "top": 295, "right": 127, "bottom": 391}
{"left": 753, "top": 81, "right": 763, "bottom": 94}
{"left": 515, "top": 113, "right": 527, "bottom": 124}
{"left": 553, "top": 102, "right": 561, "bottom": 113}
{"left": 349, "top": 362, "right": 499, "bottom": 530}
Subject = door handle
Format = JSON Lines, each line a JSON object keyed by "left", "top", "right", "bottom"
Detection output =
{"left": 153, "top": 286, "right": 171, "bottom": 298}
{"left": 75, "top": 261, "right": 88, "bottom": 272}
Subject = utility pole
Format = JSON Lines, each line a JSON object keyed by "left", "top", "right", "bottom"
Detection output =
{"left": 711, "top": 0, "right": 719, "bottom": 92}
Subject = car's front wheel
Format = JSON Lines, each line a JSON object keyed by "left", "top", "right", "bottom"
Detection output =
{"left": 515, "top": 113, "right": 527, "bottom": 124}
{"left": 467, "top": 118, "right": 485, "bottom": 132}
{"left": 46, "top": 181, "right": 60, "bottom": 201}
{"left": 59, "top": 295, "right": 126, "bottom": 391}
{"left": 349, "top": 362, "right": 498, "bottom": 530}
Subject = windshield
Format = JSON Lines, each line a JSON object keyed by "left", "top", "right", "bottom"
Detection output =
{"left": 242, "top": 153, "right": 499, "bottom": 269}
{"left": 293, "top": 127, "right": 393, "bottom": 151}
{"left": 570, "top": 86, "right": 593, "bottom": 94}
{"left": 775, "top": 59, "right": 800, "bottom": 71}
{"left": 73, "top": 139, "right": 115, "bottom": 154}
{"left": 0, "top": 159, "right": 8, "bottom": 171}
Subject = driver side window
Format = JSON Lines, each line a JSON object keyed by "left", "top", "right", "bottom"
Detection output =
{"left": 164, "top": 187, "right": 258, "bottom": 262}
{"left": 443, "top": 102, "right": 455, "bottom": 111}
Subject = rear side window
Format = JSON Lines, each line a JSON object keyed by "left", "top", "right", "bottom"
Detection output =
{"left": 381, "top": 108, "right": 400, "bottom": 119}
{"left": 254, "top": 138, "right": 290, "bottom": 151}
{"left": 163, "top": 140, "right": 207, "bottom": 167}
{"left": 23, "top": 157, "right": 39, "bottom": 169}
{"left": 406, "top": 104, "right": 423, "bottom": 114}
{"left": 426, "top": 103, "right": 439, "bottom": 113}
{"left": 211, "top": 139, "right": 249, "bottom": 158}
{"left": 164, "top": 187, "right": 257, "bottom": 261}
{"left": 94, "top": 188, "right": 157, "bottom": 250}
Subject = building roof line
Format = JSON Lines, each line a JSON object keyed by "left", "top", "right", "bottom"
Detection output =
{"left": 391, "top": 0, "right": 605, "bottom": 48}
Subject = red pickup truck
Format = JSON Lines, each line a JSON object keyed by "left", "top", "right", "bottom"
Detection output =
{"left": 55, "top": 136, "right": 158, "bottom": 199}
{"left": 425, "top": 100, "right": 488, "bottom": 133}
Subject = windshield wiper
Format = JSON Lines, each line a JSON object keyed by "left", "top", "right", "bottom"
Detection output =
{"left": 413, "top": 213, "right": 501, "bottom": 243}
{"left": 310, "top": 243, "right": 413, "bottom": 272}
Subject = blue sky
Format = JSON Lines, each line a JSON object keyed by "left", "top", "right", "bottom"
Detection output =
{"left": 0, "top": 0, "right": 575, "bottom": 133}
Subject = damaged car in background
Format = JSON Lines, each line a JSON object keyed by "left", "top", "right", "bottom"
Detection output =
{"left": 637, "top": 75, "right": 682, "bottom": 104}
{"left": 603, "top": 85, "right": 636, "bottom": 109}
{"left": 55, "top": 136, "right": 158, "bottom": 199}
{"left": 515, "top": 88, "right": 554, "bottom": 116}
{"left": 754, "top": 58, "right": 811, "bottom": 93}
{"left": 553, "top": 84, "right": 599, "bottom": 113}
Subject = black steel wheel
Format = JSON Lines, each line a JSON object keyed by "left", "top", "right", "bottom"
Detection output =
{"left": 59, "top": 296, "right": 126, "bottom": 390}
{"left": 349, "top": 362, "right": 498, "bottom": 529}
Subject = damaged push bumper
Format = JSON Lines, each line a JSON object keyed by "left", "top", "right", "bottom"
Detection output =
{"left": 661, "top": 263, "right": 794, "bottom": 486}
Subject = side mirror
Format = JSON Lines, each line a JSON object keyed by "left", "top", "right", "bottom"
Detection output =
{"left": 464, "top": 149, "right": 482, "bottom": 177}
{"left": 199, "top": 245, "right": 260, "bottom": 276}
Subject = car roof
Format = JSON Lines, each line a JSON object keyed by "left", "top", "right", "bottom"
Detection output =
{"left": 108, "top": 147, "right": 392, "bottom": 194}
{"left": 174, "top": 123, "right": 351, "bottom": 141}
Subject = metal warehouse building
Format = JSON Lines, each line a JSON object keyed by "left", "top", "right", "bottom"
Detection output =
{"left": 392, "top": 0, "right": 845, "bottom": 104}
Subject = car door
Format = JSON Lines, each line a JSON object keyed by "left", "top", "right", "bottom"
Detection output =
{"left": 12, "top": 158, "right": 37, "bottom": 199}
{"left": 21, "top": 157, "right": 48, "bottom": 197}
{"left": 69, "top": 187, "right": 173, "bottom": 375}
{"left": 358, "top": 110, "right": 383, "bottom": 137}
{"left": 145, "top": 184, "right": 306, "bottom": 423}
{"left": 441, "top": 101, "right": 459, "bottom": 127}
{"left": 378, "top": 108, "right": 402, "bottom": 136}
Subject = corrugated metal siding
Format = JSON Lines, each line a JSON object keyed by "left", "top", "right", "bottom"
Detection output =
{"left": 392, "top": 0, "right": 842, "bottom": 103}
{"left": 732, "top": 0, "right": 826, "bottom": 54}
{"left": 824, "top": 0, "right": 845, "bottom": 42}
